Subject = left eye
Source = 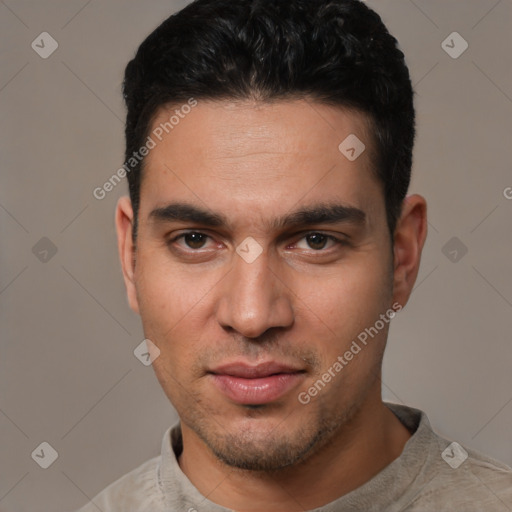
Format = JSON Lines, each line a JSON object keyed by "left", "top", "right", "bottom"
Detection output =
{"left": 295, "top": 233, "right": 341, "bottom": 251}
{"left": 176, "top": 232, "right": 211, "bottom": 249}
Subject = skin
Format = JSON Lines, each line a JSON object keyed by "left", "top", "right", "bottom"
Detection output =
{"left": 116, "top": 99, "right": 427, "bottom": 511}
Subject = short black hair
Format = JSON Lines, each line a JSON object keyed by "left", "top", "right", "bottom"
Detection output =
{"left": 123, "top": 0, "right": 415, "bottom": 240}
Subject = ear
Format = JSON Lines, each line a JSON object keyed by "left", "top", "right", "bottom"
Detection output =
{"left": 115, "top": 196, "right": 140, "bottom": 314}
{"left": 392, "top": 194, "right": 428, "bottom": 309}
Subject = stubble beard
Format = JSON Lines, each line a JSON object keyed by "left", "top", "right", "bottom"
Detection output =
{"left": 179, "top": 392, "right": 366, "bottom": 473}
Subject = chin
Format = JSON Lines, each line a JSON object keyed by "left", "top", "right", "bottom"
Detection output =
{"left": 189, "top": 410, "right": 332, "bottom": 472}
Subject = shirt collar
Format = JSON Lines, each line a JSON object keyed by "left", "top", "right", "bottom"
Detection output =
{"left": 157, "top": 402, "right": 434, "bottom": 511}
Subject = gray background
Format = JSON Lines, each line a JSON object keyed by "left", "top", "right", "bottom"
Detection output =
{"left": 1, "top": 1, "right": 511, "bottom": 511}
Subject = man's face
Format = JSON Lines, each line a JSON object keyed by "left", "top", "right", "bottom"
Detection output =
{"left": 121, "top": 99, "right": 398, "bottom": 470}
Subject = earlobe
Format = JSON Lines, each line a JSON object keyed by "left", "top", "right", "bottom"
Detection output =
{"left": 391, "top": 194, "right": 428, "bottom": 309}
{"left": 115, "top": 196, "right": 140, "bottom": 314}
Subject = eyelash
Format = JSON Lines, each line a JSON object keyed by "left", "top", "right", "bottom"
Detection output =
{"left": 167, "top": 231, "right": 348, "bottom": 252}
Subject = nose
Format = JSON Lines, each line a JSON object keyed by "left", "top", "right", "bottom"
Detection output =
{"left": 215, "top": 246, "right": 295, "bottom": 339}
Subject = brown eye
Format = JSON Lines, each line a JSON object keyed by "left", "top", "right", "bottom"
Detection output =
{"left": 305, "top": 233, "right": 328, "bottom": 250}
{"left": 293, "top": 232, "right": 345, "bottom": 252}
{"left": 183, "top": 232, "right": 208, "bottom": 249}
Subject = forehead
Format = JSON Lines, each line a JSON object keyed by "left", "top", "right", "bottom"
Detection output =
{"left": 140, "top": 99, "right": 383, "bottom": 229}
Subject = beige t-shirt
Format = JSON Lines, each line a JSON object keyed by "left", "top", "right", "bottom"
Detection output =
{"left": 75, "top": 403, "right": 512, "bottom": 511}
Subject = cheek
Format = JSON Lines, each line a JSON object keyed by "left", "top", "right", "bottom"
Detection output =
{"left": 297, "top": 261, "right": 391, "bottom": 332}
{"left": 296, "top": 264, "right": 392, "bottom": 395}
{"left": 135, "top": 266, "right": 201, "bottom": 396}
{"left": 134, "top": 252, "right": 188, "bottom": 347}
{"left": 134, "top": 249, "right": 222, "bottom": 360}
{"left": 136, "top": 246, "right": 206, "bottom": 317}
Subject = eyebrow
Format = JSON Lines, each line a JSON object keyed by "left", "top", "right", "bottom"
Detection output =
{"left": 149, "top": 201, "right": 366, "bottom": 230}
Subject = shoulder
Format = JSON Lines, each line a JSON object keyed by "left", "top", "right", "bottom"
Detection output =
{"left": 409, "top": 433, "right": 512, "bottom": 510}
{"left": 385, "top": 403, "right": 512, "bottom": 511}
{"left": 74, "top": 455, "right": 165, "bottom": 512}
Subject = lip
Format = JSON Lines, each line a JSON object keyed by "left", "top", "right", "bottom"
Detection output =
{"left": 208, "top": 361, "right": 306, "bottom": 405}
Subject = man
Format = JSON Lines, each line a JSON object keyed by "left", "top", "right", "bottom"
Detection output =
{"left": 78, "top": 0, "right": 512, "bottom": 510}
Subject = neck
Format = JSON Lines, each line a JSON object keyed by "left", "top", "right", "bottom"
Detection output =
{"left": 178, "top": 394, "right": 411, "bottom": 511}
